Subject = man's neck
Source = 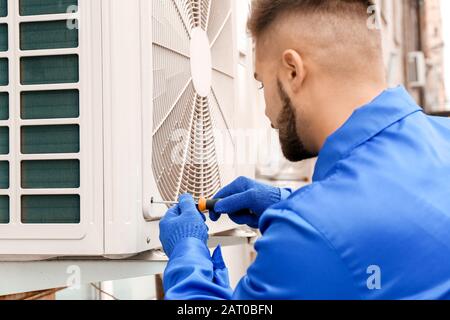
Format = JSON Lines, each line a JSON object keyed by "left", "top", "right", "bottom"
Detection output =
{"left": 312, "top": 81, "right": 388, "bottom": 152}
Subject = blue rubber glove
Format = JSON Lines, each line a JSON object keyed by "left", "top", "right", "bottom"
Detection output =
{"left": 210, "top": 176, "right": 289, "bottom": 228}
{"left": 159, "top": 194, "right": 209, "bottom": 258}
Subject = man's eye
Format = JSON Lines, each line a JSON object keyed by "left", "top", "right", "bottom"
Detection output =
{"left": 258, "top": 83, "right": 264, "bottom": 90}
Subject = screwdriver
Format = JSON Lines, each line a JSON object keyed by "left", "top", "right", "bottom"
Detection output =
{"left": 151, "top": 197, "right": 222, "bottom": 212}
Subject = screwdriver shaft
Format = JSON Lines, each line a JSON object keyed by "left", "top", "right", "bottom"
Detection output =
{"left": 151, "top": 197, "right": 221, "bottom": 212}
{"left": 151, "top": 200, "right": 179, "bottom": 205}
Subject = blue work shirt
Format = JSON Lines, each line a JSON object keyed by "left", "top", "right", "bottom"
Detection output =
{"left": 163, "top": 86, "right": 450, "bottom": 300}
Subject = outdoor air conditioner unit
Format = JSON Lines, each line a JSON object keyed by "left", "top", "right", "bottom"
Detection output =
{"left": 0, "top": 0, "right": 246, "bottom": 260}
{"left": 407, "top": 51, "right": 426, "bottom": 88}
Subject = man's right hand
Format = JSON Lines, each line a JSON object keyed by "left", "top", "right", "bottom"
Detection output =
{"left": 210, "top": 176, "right": 290, "bottom": 228}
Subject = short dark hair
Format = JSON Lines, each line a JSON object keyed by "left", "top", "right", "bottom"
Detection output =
{"left": 247, "top": 0, "right": 376, "bottom": 38}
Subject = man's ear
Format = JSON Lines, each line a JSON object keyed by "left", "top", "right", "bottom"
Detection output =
{"left": 281, "top": 49, "right": 305, "bottom": 93}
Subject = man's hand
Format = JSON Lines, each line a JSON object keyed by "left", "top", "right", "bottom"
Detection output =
{"left": 159, "top": 194, "right": 209, "bottom": 258}
{"left": 210, "top": 176, "right": 287, "bottom": 228}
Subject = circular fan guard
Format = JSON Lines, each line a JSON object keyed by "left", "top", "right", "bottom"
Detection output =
{"left": 151, "top": 0, "right": 236, "bottom": 202}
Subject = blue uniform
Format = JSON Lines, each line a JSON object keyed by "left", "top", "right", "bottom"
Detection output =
{"left": 163, "top": 86, "right": 450, "bottom": 300}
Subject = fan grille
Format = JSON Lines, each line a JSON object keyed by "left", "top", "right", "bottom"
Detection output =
{"left": 152, "top": 0, "right": 235, "bottom": 202}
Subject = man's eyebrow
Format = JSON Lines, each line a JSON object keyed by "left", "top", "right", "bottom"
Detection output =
{"left": 254, "top": 73, "right": 259, "bottom": 80}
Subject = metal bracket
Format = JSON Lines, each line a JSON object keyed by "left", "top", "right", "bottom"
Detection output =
{"left": 0, "top": 228, "right": 257, "bottom": 296}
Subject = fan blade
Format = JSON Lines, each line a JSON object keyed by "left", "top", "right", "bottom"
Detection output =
{"left": 152, "top": 44, "right": 192, "bottom": 131}
{"left": 173, "top": 0, "right": 194, "bottom": 33}
{"left": 209, "top": 88, "right": 234, "bottom": 144}
{"left": 178, "top": 95, "right": 222, "bottom": 199}
{"left": 211, "top": 69, "right": 235, "bottom": 129}
{"left": 152, "top": 83, "right": 197, "bottom": 201}
{"left": 209, "top": 90, "right": 237, "bottom": 186}
{"left": 200, "top": 0, "right": 211, "bottom": 31}
{"left": 152, "top": 0, "right": 190, "bottom": 54}
{"left": 207, "top": 0, "right": 232, "bottom": 43}
{"left": 211, "top": 14, "right": 234, "bottom": 77}
{"left": 174, "top": 0, "right": 204, "bottom": 30}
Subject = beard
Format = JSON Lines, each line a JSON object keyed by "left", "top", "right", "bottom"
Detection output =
{"left": 276, "top": 80, "right": 317, "bottom": 162}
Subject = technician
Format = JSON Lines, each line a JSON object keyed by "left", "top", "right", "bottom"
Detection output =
{"left": 159, "top": 0, "right": 450, "bottom": 299}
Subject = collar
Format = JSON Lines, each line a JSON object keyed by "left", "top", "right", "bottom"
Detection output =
{"left": 313, "top": 86, "right": 423, "bottom": 182}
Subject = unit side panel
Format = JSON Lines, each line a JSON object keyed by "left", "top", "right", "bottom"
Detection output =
{"left": 0, "top": 0, "right": 103, "bottom": 257}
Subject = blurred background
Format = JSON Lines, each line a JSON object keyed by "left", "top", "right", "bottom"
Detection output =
{"left": 49, "top": 0, "right": 450, "bottom": 300}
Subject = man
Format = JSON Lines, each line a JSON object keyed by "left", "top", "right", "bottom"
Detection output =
{"left": 159, "top": 0, "right": 450, "bottom": 299}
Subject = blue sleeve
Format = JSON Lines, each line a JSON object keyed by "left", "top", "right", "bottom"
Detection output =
{"left": 164, "top": 209, "right": 361, "bottom": 300}
{"left": 280, "top": 188, "right": 293, "bottom": 201}
{"left": 163, "top": 238, "right": 233, "bottom": 300}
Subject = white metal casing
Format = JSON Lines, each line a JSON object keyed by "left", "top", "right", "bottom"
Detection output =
{"left": 0, "top": 0, "right": 248, "bottom": 260}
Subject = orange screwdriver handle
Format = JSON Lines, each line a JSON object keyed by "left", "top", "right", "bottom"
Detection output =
{"left": 197, "top": 197, "right": 221, "bottom": 212}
